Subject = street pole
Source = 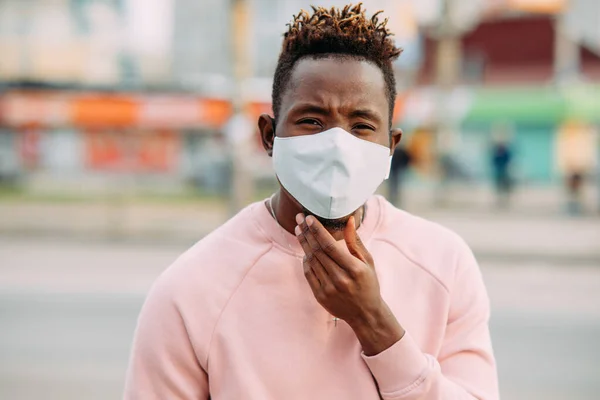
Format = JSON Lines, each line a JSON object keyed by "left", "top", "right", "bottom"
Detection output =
{"left": 554, "top": 11, "right": 580, "bottom": 85}
{"left": 228, "top": 0, "right": 254, "bottom": 216}
{"left": 433, "top": 0, "right": 463, "bottom": 205}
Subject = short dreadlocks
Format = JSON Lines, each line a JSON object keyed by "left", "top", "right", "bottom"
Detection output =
{"left": 272, "top": 3, "right": 402, "bottom": 127}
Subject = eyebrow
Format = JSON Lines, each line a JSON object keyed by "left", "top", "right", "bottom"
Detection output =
{"left": 288, "top": 103, "right": 329, "bottom": 117}
{"left": 289, "top": 103, "right": 382, "bottom": 122}
{"left": 348, "top": 109, "right": 382, "bottom": 122}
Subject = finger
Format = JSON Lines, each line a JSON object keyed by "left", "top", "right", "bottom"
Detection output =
{"left": 296, "top": 214, "right": 329, "bottom": 270}
{"left": 343, "top": 216, "right": 373, "bottom": 265}
{"left": 302, "top": 256, "right": 321, "bottom": 294}
{"left": 303, "top": 214, "right": 356, "bottom": 269}
{"left": 303, "top": 255, "right": 328, "bottom": 292}
{"left": 296, "top": 225, "right": 329, "bottom": 285}
{"left": 297, "top": 217, "right": 351, "bottom": 289}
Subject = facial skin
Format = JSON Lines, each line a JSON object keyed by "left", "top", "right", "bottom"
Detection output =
{"left": 259, "top": 56, "right": 402, "bottom": 239}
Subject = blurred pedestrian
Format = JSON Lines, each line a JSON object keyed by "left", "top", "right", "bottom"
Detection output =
{"left": 388, "top": 144, "right": 412, "bottom": 207}
{"left": 566, "top": 171, "right": 584, "bottom": 215}
{"left": 490, "top": 138, "right": 513, "bottom": 209}
{"left": 125, "top": 5, "right": 498, "bottom": 400}
{"left": 556, "top": 121, "right": 597, "bottom": 215}
{"left": 434, "top": 131, "right": 470, "bottom": 207}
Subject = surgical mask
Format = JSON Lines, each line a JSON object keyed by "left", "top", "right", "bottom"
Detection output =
{"left": 272, "top": 127, "right": 392, "bottom": 220}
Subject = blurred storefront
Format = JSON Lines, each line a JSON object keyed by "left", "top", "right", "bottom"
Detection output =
{"left": 0, "top": 0, "right": 599, "bottom": 191}
{"left": 1, "top": 84, "right": 597, "bottom": 186}
{"left": 409, "top": 4, "right": 600, "bottom": 184}
{"left": 397, "top": 85, "right": 598, "bottom": 183}
{"left": 0, "top": 91, "right": 233, "bottom": 191}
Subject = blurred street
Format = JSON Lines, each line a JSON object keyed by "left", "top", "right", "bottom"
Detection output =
{"left": 1, "top": 205, "right": 599, "bottom": 400}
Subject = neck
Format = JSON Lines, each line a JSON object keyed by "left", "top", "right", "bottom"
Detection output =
{"left": 270, "top": 189, "right": 364, "bottom": 241}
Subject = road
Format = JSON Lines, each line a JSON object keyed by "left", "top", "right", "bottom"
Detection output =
{"left": 1, "top": 238, "right": 599, "bottom": 400}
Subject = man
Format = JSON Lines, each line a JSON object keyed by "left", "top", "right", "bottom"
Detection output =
{"left": 125, "top": 5, "right": 498, "bottom": 399}
{"left": 388, "top": 144, "right": 412, "bottom": 207}
{"left": 556, "top": 121, "right": 596, "bottom": 215}
{"left": 490, "top": 136, "right": 513, "bottom": 209}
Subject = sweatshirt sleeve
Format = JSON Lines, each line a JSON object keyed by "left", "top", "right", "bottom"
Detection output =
{"left": 362, "top": 244, "right": 499, "bottom": 400}
{"left": 124, "top": 275, "right": 209, "bottom": 400}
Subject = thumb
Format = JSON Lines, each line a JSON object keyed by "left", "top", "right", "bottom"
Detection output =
{"left": 344, "top": 216, "right": 371, "bottom": 264}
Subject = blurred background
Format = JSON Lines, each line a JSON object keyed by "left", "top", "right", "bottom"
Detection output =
{"left": 0, "top": 0, "right": 599, "bottom": 399}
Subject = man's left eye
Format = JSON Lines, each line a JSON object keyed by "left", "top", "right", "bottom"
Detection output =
{"left": 353, "top": 124, "right": 375, "bottom": 131}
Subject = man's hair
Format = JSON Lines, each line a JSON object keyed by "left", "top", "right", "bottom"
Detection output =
{"left": 272, "top": 3, "right": 402, "bottom": 127}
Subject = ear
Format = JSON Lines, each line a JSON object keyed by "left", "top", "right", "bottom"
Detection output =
{"left": 389, "top": 128, "right": 403, "bottom": 154}
{"left": 258, "top": 114, "right": 276, "bottom": 157}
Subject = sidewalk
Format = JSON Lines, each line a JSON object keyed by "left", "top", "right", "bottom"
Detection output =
{"left": 1, "top": 193, "right": 598, "bottom": 263}
{"left": 422, "top": 210, "right": 599, "bottom": 263}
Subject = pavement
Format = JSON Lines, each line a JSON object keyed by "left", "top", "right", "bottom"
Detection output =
{"left": 1, "top": 188, "right": 598, "bottom": 262}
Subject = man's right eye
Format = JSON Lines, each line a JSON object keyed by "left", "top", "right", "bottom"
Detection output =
{"left": 298, "top": 119, "right": 322, "bottom": 127}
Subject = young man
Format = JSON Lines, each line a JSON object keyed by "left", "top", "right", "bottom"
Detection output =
{"left": 125, "top": 5, "right": 499, "bottom": 399}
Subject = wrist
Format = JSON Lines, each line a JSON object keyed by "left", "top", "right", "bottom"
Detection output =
{"left": 348, "top": 300, "right": 405, "bottom": 356}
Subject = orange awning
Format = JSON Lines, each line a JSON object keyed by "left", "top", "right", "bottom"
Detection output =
{"left": 72, "top": 96, "right": 137, "bottom": 128}
{"left": 508, "top": 0, "right": 566, "bottom": 14}
{"left": 0, "top": 91, "right": 235, "bottom": 130}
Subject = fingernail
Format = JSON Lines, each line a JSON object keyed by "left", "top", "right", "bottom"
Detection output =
{"left": 306, "top": 216, "right": 313, "bottom": 226}
{"left": 294, "top": 225, "right": 301, "bottom": 236}
{"left": 295, "top": 214, "right": 304, "bottom": 224}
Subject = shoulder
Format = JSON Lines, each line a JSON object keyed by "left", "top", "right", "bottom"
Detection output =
{"left": 372, "top": 196, "right": 475, "bottom": 292}
{"left": 145, "top": 202, "right": 274, "bottom": 361}
{"left": 162, "top": 201, "right": 272, "bottom": 281}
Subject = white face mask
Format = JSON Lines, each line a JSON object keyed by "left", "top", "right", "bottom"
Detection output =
{"left": 272, "top": 127, "right": 392, "bottom": 220}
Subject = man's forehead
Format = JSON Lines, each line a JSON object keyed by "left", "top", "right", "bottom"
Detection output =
{"left": 290, "top": 57, "right": 385, "bottom": 90}
{"left": 281, "top": 57, "right": 388, "bottom": 115}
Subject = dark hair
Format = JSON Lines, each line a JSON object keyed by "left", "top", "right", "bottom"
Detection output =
{"left": 272, "top": 3, "right": 402, "bottom": 127}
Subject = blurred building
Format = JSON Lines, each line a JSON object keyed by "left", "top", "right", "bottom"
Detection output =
{"left": 172, "top": 0, "right": 232, "bottom": 95}
{"left": 0, "top": 0, "right": 174, "bottom": 87}
{"left": 0, "top": 0, "right": 232, "bottom": 192}
{"left": 0, "top": 0, "right": 598, "bottom": 191}
{"left": 405, "top": 5, "right": 600, "bottom": 183}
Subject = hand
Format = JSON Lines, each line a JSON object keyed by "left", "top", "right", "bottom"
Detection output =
{"left": 295, "top": 213, "right": 405, "bottom": 355}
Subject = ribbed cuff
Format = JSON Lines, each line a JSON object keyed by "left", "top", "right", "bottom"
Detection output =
{"left": 361, "top": 332, "right": 430, "bottom": 397}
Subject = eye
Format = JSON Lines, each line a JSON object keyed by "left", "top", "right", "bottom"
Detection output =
{"left": 297, "top": 118, "right": 323, "bottom": 127}
{"left": 353, "top": 123, "right": 376, "bottom": 132}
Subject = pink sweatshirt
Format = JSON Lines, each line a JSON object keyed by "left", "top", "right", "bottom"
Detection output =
{"left": 125, "top": 195, "right": 498, "bottom": 399}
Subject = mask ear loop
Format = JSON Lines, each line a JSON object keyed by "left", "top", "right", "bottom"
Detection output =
{"left": 270, "top": 117, "right": 277, "bottom": 136}
{"left": 385, "top": 130, "right": 393, "bottom": 180}
{"left": 268, "top": 117, "right": 277, "bottom": 155}
{"left": 385, "top": 155, "right": 393, "bottom": 179}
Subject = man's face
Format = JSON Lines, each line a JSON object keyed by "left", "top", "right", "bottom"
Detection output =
{"left": 259, "top": 56, "right": 402, "bottom": 229}
{"left": 276, "top": 56, "right": 394, "bottom": 145}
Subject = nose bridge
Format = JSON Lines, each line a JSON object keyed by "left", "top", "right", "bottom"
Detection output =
{"left": 328, "top": 127, "right": 357, "bottom": 159}
{"left": 320, "top": 96, "right": 354, "bottom": 132}
{"left": 321, "top": 108, "right": 347, "bottom": 132}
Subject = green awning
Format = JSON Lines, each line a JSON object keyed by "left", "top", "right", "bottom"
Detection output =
{"left": 464, "top": 88, "right": 565, "bottom": 124}
{"left": 564, "top": 85, "right": 600, "bottom": 122}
